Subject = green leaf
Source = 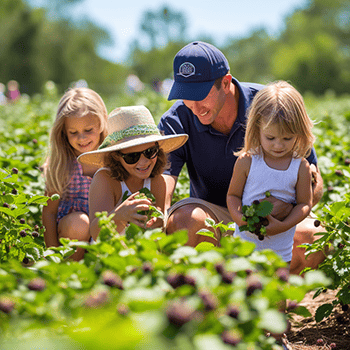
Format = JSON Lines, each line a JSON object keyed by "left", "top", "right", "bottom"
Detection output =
{"left": 196, "top": 229, "right": 216, "bottom": 239}
{"left": 258, "top": 309, "right": 287, "bottom": 333}
{"left": 315, "top": 303, "right": 333, "bottom": 322}
{"left": 255, "top": 201, "right": 273, "bottom": 217}
{"left": 195, "top": 242, "right": 215, "bottom": 252}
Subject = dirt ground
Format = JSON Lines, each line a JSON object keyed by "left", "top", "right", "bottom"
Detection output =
{"left": 284, "top": 289, "right": 350, "bottom": 350}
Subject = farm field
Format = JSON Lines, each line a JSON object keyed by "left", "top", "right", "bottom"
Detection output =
{"left": 0, "top": 85, "right": 349, "bottom": 349}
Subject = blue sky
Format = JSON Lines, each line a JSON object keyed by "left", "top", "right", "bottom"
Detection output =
{"left": 73, "top": 0, "right": 307, "bottom": 64}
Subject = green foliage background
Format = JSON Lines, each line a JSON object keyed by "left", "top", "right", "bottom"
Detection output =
{"left": 0, "top": 0, "right": 349, "bottom": 96}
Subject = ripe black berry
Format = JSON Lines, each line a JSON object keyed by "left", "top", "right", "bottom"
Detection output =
{"left": 85, "top": 289, "right": 110, "bottom": 308}
{"left": 221, "top": 330, "right": 241, "bottom": 346}
{"left": 3, "top": 203, "right": 9, "bottom": 208}
{"left": 11, "top": 188, "right": 18, "bottom": 195}
{"left": 166, "top": 301, "right": 194, "bottom": 327}
{"left": 335, "top": 170, "right": 343, "bottom": 176}
{"left": 246, "top": 276, "right": 263, "bottom": 296}
{"left": 32, "top": 231, "right": 39, "bottom": 238}
{"left": 276, "top": 267, "right": 289, "bottom": 282}
{"left": 28, "top": 277, "right": 46, "bottom": 291}
{"left": 22, "top": 257, "right": 30, "bottom": 264}
{"left": 287, "top": 300, "right": 298, "bottom": 311}
{"left": 167, "top": 273, "right": 186, "bottom": 289}
{"left": 337, "top": 243, "right": 345, "bottom": 249}
{"left": 341, "top": 304, "right": 349, "bottom": 312}
{"left": 226, "top": 304, "right": 240, "bottom": 319}
{"left": 215, "top": 262, "right": 225, "bottom": 275}
{"left": 20, "top": 218, "right": 25, "bottom": 224}
{"left": 102, "top": 270, "right": 123, "bottom": 289}
{"left": 253, "top": 200, "right": 260, "bottom": 206}
{"left": 199, "top": 291, "right": 218, "bottom": 311}
{"left": 20, "top": 230, "right": 27, "bottom": 237}
{"left": 221, "top": 271, "right": 235, "bottom": 284}
{"left": 142, "top": 262, "right": 153, "bottom": 273}
{"left": 260, "top": 218, "right": 269, "bottom": 226}
{"left": 12, "top": 167, "right": 19, "bottom": 174}
{"left": 117, "top": 303, "right": 129, "bottom": 316}
{"left": 314, "top": 219, "right": 321, "bottom": 227}
{"left": 258, "top": 234, "right": 265, "bottom": 241}
{"left": 0, "top": 297, "right": 15, "bottom": 314}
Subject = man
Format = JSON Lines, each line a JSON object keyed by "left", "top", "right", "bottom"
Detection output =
{"left": 158, "top": 41, "right": 325, "bottom": 275}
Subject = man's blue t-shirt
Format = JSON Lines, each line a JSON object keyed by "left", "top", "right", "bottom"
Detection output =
{"left": 158, "top": 78, "right": 317, "bottom": 208}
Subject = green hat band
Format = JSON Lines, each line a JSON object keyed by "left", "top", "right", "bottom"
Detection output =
{"left": 99, "top": 124, "right": 160, "bottom": 150}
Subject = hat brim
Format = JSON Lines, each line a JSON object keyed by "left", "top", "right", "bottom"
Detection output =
{"left": 167, "top": 80, "right": 215, "bottom": 101}
{"left": 77, "top": 133, "right": 188, "bottom": 168}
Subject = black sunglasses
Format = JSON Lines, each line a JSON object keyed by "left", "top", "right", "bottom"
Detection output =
{"left": 118, "top": 143, "right": 159, "bottom": 164}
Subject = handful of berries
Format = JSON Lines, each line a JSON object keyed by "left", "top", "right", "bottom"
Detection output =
{"left": 240, "top": 192, "right": 273, "bottom": 241}
{"left": 122, "top": 187, "right": 164, "bottom": 220}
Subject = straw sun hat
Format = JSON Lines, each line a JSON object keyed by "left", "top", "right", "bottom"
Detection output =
{"left": 77, "top": 105, "right": 188, "bottom": 168}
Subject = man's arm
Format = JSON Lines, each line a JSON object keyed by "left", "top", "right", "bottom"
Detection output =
{"left": 310, "top": 163, "right": 323, "bottom": 207}
{"left": 163, "top": 174, "right": 178, "bottom": 208}
{"left": 266, "top": 163, "right": 323, "bottom": 221}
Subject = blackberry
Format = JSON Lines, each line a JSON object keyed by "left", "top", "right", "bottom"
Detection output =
{"left": 287, "top": 300, "right": 298, "bottom": 311}
{"left": 32, "top": 231, "right": 39, "bottom": 238}
{"left": 12, "top": 167, "right": 19, "bottom": 174}
{"left": 20, "top": 230, "right": 27, "bottom": 237}
{"left": 221, "top": 271, "right": 235, "bottom": 284}
{"left": 85, "top": 289, "right": 110, "bottom": 308}
{"left": 22, "top": 257, "right": 30, "bottom": 264}
{"left": 19, "top": 218, "right": 25, "bottom": 224}
{"left": 28, "top": 277, "right": 46, "bottom": 291}
{"left": 3, "top": 203, "right": 10, "bottom": 208}
{"left": 276, "top": 267, "right": 289, "bottom": 282}
{"left": 117, "top": 303, "right": 129, "bottom": 316}
{"left": 102, "top": 270, "right": 123, "bottom": 289}
{"left": 226, "top": 304, "right": 240, "bottom": 319}
{"left": 199, "top": 291, "right": 218, "bottom": 311}
{"left": 246, "top": 276, "right": 263, "bottom": 296}
{"left": 253, "top": 200, "right": 260, "bottom": 206}
{"left": 337, "top": 243, "right": 345, "bottom": 249}
{"left": 167, "top": 273, "right": 186, "bottom": 289}
{"left": 214, "top": 262, "right": 225, "bottom": 275}
{"left": 0, "top": 297, "right": 15, "bottom": 314}
{"left": 341, "top": 304, "right": 349, "bottom": 312}
{"left": 314, "top": 219, "right": 321, "bottom": 227}
{"left": 166, "top": 300, "right": 194, "bottom": 327}
{"left": 11, "top": 188, "right": 18, "bottom": 195}
{"left": 142, "top": 262, "right": 153, "bottom": 273}
{"left": 184, "top": 274, "right": 196, "bottom": 287}
{"left": 221, "top": 330, "right": 241, "bottom": 346}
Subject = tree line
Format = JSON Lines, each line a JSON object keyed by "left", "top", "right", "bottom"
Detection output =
{"left": 1, "top": 0, "right": 349, "bottom": 96}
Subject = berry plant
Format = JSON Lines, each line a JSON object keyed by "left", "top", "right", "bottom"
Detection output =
{"left": 240, "top": 192, "right": 273, "bottom": 240}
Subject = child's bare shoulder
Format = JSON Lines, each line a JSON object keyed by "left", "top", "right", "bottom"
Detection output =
{"left": 236, "top": 153, "right": 252, "bottom": 168}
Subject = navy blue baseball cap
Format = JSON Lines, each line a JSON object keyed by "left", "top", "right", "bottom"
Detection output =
{"left": 168, "top": 41, "right": 230, "bottom": 101}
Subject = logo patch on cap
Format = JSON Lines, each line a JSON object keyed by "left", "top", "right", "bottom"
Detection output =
{"left": 178, "top": 62, "right": 195, "bottom": 78}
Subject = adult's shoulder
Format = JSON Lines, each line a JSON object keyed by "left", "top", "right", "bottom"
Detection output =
{"left": 161, "top": 100, "right": 190, "bottom": 121}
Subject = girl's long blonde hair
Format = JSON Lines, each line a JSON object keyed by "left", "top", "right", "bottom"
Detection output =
{"left": 44, "top": 88, "right": 108, "bottom": 196}
{"left": 237, "top": 80, "right": 315, "bottom": 158}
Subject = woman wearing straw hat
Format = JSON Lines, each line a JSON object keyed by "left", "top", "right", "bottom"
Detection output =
{"left": 78, "top": 105, "right": 188, "bottom": 240}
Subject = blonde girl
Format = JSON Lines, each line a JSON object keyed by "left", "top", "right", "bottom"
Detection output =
{"left": 227, "top": 81, "right": 315, "bottom": 264}
{"left": 78, "top": 105, "right": 188, "bottom": 241}
{"left": 42, "top": 88, "right": 108, "bottom": 260}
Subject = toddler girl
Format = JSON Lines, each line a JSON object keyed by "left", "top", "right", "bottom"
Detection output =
{"left": 227, "top": 81, "right": 315, "bottom": 265}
